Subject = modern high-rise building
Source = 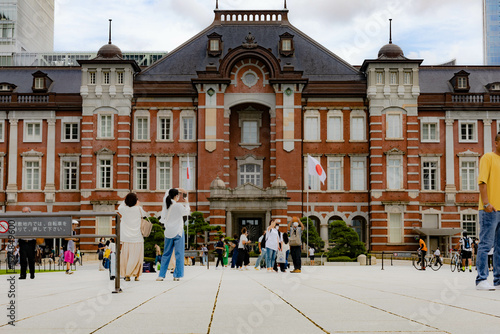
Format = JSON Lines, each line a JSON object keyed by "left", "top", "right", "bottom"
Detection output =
{"left": 0, "top": 0, "right": 54, "bottom": 54}
{"left": 484, "top": 0, "right": 500, "bottom": 65}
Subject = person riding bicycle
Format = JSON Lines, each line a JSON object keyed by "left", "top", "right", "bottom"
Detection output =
{"left": 457, "top": 230, "right": 473, "bottom": 272}
{"left": 433, "top": 247, "right": 443, "bottom": 267}
{"left": 416, "top": 236, "right": 427, "bottom": 270}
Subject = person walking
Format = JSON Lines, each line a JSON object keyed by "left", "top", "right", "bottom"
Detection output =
{"left": 254, "top": 230, "right": 267, "bottom": 270}
{"left": 74, "top": 247, "right": 82, "bottom": 266}
{"left": 201, "top": 244, "right": 208, "bottom": 266}
{"left": 108, "top": 238, "right": 116, "bottom": 280}
{"left": 97, "top": 238, "right": 106, "bottom": 271}
{"left": 157, "top": 188, "right": 190, "bottom": 282}
{"left": 309, "top": 246, "right": 315, "bottom": 266}
{"left": 433, "top": 248, "right": 442, "bottom": 267}
{"left": 237, "top": 228, "right": 250, "bottom": 270}
{"left": 215, "top": 237, "right": 225, "bottom": 269}
{"left": 457, "top": 231, "right": 473, "bottom": 272}
{"left": 230, "top": 234, "right": 239, "bottom": 269}
{"left": 288, "top": 217, "right": 304, "bottom": 273}
{"left": 58, "top": 246, "right": 64, "bottom": 267}
{"left": 476, "top": 133, "right": 500, "bottom": 290}
{"left": 118, "top": 192, "right": 145, "bottom": 282}
{"left": 154, "top": 244, "right": 162, "bottom": 268}
{"left": 64, "top": 220, "right": 79, "bottom": 275}
{"left": 265, "top": 220, "right": 280, "bottom": 272}
{"left": 19, "top": 206, "right": 36, "bottom": 280}
{"left": 278, "top": 233, "right": 290, "bottom": 272}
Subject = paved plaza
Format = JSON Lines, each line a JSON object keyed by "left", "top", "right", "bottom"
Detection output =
{"left": 1, "top": 260, "right": 500, "bottom": 334}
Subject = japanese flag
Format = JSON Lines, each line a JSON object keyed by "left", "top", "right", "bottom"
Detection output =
{"left": 186, "top": 157, "right": 191, "bottom": 190}
{"left": 308, "top": 155, "right": 326, "bottom": 185}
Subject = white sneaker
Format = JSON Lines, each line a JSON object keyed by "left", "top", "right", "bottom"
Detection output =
{"left": 476, "top": 280, "right": 495, "bottom": 290}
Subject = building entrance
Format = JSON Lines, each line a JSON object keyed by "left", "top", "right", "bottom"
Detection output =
{"left": 237, "top": 217, "right": 263, "bottom": 245}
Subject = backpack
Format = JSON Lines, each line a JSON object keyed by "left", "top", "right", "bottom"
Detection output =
{"left": 464, "top": 237, "right": 470, "bottom": 249}
{"left": 289, "top": 227, "right": 301, "bottom": 246}
{"left": 260, "top": 233, "right": 266, "bottom": 249}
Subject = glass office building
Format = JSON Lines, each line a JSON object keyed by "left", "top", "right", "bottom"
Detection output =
{"left": 484, "top": 0, "right": 500, "bottom": 65}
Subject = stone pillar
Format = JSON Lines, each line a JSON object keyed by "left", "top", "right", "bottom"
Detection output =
{"left": 45, "top": 118, "right": 56, "bottom": 204}
{"left": 320, "top": 222, "right": 329, "bottom": 250}
{"left": 226, "top": 211, "right": 232, "bottom": 238}
{"left": 444, "top": 119, "right": 456, "bottom": 204}
{"left": 6, "top": 118, "right": 18, "bottom": 203}
{"left": 484, "top": 119, "right": 493, "bottom": 154}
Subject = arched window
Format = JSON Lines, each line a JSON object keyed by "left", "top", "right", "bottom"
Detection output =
{"left": 240, "top": 164, "right": 261, "bottom": 186}
{"left": 351, "top": 216, "right": 367, "bottom": 244}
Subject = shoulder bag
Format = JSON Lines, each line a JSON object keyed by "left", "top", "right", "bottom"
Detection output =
{"left": 289, "top": 228, "right": 301, "bottom": 246}
{"left": 140, "top": 208, "right": 153, "bottom": 238}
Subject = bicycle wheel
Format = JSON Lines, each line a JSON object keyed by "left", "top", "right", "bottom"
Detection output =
{"left": 450, "top": 255, "right": 456, "bottom": 272}
{"left": 413, "top": 256, "right": 420, "bottom": 270}
{"left": 429, "top": 257, "right": 441, "bottom": 271}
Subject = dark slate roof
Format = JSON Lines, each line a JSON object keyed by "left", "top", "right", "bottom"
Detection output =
{"left": 137, "top": 23, "right": 364, "bottom": 82}
{"left": 0, "top": 67, "right": 81, "bottom": 93}
{"left": 419, "top": 66, "right": 500, "bottom": 94}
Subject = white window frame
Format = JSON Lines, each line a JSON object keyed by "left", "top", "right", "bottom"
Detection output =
{"left": 89, "top": 71, "right": 96, "bottom": 85}
{"left": 239, "top": 164, "right": 262, "bottom": 187}
{"left": 388, "top": 212, "right": 403, "bottom": 244}
{"left": 180, "top": 110, "right": 196, "bottom": 142}
{"left": 461, "top": 213, "right": 478, "bottom": 238}
{"left": 23, "top": 156, "right": 42, "bottom": 190}
{"left": 117, "top": 70, "right": 124, "bottom": 85}
{"left": 304, "top": 110, "right": 320, "bottom": 142}
{"left": 61, "top": 117, "right": 80, "bottom": 142}
{"left": 241, "top": 120, "right": 259, "bottom": 144}
{"left": 421, "top": 156, "right": 440, "bottom": 191}
{"left": 96, "top": 216, "right": 112, "bottom": 243}
{"left": 34, "top": 77, "right": 44, "bottom": 90}
{"left": 134, "top": 157, "right": 149, "bottom": 191}
{"left": 134, "top": 111, "right": 150, "bottom": 141}
{"left": 375, "top": 70, "right": 384, "bottom": 85}
{"left": 281, "top": 39, "right": 292, "bottom": 51}
{"left": 350, "top": 156, "right": 367, "bottom": 191}
{"left": 60, "top": 156, "right": 79, "bottom": 191}
{"left": 459, "top": 120, "right": 477, "bottom": 143}
{"left": 421, "top": 118, "right": 440, "bottom": 143}
{"left": 386, "top": 112, "right": 403, "bottom": 139}
{"left": 209, "top": 39, "right": 220, "bottom": 51}
{"left": 327, "top": 109, "right": 343, "bottom": 142}
{"left": 457, "top": 77, "right": 467, "bottom": 89}
{"left": 24, "top": 120, "right": 42, "bottom": 142}
{"left": 386, "top": 155, "right": 403, "bottom": 190}
{"left": 422, "top": 213, "right": 440, "bottom": 229}
{"left": 327, "top": 156, "right": 343, "bottom": 191}
{"left": 97, "top": 113, "right": 114, "bottom": 139}
{"left": 389, "top": 70, "right": 398, "bottom": 85}
{"left": 459, "top": 156, "right": 478, "bottom": 191}
{"left": 156, "top": 156, "right": 173, "bottom": 191}
{"left": 0, "top": 120, "right": 4, "bottom": 142}
{"left": 157, "top": 110, "right": 173, "bottom": 142}
{"left": 237, "top": 155, "right": 264, "bottom": 188}
{"left": 179, "top": 156, "right": 196, "bottom": 191}
{"left": 102, "top": 70, "right": 110, "bottom": 85}
{"left": 349, "top": 110, "right": 366, "bottom": 142}
{"left": 97, "top": 156, "right": 113, "bottom": 189}
{"left": 403, "top": 70, "right": 412, "bottom": 85}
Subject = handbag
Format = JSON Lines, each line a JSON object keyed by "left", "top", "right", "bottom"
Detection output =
{"left": 289, "top": 228, "right": 301, "bottom": 246}
{"left": 277, "top": 249, "right": 286, "bottom": 263}
{"left": 140, "top": 207, "right": 153, "bottom": 237}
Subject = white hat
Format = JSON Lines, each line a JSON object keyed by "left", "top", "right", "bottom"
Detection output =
{"left": 72, "top": 219, "right": 79, "bottom": 225}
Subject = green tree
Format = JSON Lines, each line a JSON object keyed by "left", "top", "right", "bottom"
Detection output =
{"left": 300, "top": 217, "right": 325, "bottom": 250}
{"left": 143, "top": 216, "right": 165, "bottom": 258}
{"left": 184, "top": 211, "right": 219, "bottom": 248}
{"left": 327, "top": 220, "right": 366, "bottom": 259}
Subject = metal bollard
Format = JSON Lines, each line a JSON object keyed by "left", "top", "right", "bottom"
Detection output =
{"left": 381, "top": 252, "right": 384, "bottom": 270}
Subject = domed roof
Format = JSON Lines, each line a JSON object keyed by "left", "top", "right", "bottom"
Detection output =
{"left": 378, "top": 42, "right": 404, "bottom": 59}
{"left": 210, "top": 177, "right": 226, "bottom": 189}
{"left": 271, "top": 177, "right": 287, "bottom": 188}
{"left": 97, "top": 43, "right": 123, "bottom": 59}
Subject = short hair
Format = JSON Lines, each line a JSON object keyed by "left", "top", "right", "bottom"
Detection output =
{"left": 241, "top": 227, "right": 247, "bottom": 234}
{"left": 22, "top": 207, "right": 31, "bottom": 213}
{"left": 495, "top": 132, "right": 500, "bottom": 142}
{"left": 124, "top": 192, "right": 138, "bottom": 207}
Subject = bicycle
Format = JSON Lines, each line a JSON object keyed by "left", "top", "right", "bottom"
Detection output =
{"left": 428, "top": 254, "right": 442, "bottom": 271}
{"left": 412, "top": 249, "right": 428, "bottom": 270}
{"left": 450, "top": 249, "right": 462, "bottom": 272}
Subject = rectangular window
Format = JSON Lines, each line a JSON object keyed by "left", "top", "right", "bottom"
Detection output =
{"left": 99, "top": 115, "right": 113, "bottom": 138}
{"left": 386, "top": 114, "right": 402, "bottom": 139}
{"left": 180, "top": 158, "right": 195, "bottom": 191}
{"left": 209, "top": 39, "right": 220, "bottom": 51}
{"left": 376, "top": 71, "right": 384, "bottom": 85}
{"left": 136, "top": 117, "right": 149, "bottom": 140}
{"left": 25, "top": 160, "right": 40, "bottom": 190}
{"left": 328, "top": 158, "right": 343, "bottom": 191}
{"left": 240, "top": 164, "right": 262, "bottom": 187}
{"left": 158, "top": 117, "right": 171, "bottom": 141}
{"left": 135, "top": 161, "right": 148, "bottom": 190}
{"left": 182, "top": 117, "right": 194, "bottom": 140}
{"left": 350, "top": 116, "right": 365, "bottom": 141}
{"left": 103, "top": 71, "right": 110, "bottom": 85}
{"left": 305, "top": 116, "right": 320, "bottom": 141}
{"left": 351, "top": 158, "right": 366, "bottom": 191}
{"left": 388, "top": 213, "right": 403, "bottom": 243}
{"left": 242, "top": 120, "right": 258, "bottom": 143}
{"left": 96, "top": 216, "right": 112, "bottom": 242}
{"left": 327, "top": 116, "right": 342, "bottom": 141}
{"left": 422, "top": 122, "right": 438, "bottom": 142}
{"left": 62, "top": 160, "right": 78, "bottom": 190}
{"left": 403, "top": 71, "right": 412, "bottom": 85}
{"left": 460, "top": 160, "right": 477, "bottom": 191}
{"left": 25, "top": 121, "right": 42, "bottom": 142}
{"left": 282, "top": 39, "right": 292, "bottom": 51}
{"left": 387, "top": 157, "right": 402, "bottom": 189}
{"left": 460, "top": 122, "right": 476, "bottom": 142}
{"left": 117, "top": 71, "right": 124, "bottom": 85}
{"left": 157, "top": 160, "right": 172, "bottom": 191}
{"left": 422, "top": 214, "right": 439, "bottom": 229}
{"left": 0, "top": 121, "right": 4, "bottom": 142}
{"left": 98, "top": 159, "right": 112, "bottom": 189}
{"left": 389, "top": 71, "right": 398, "bottom": 85}
{"left": 422, "top": 161, "right": 438, "bottom": 191}
{"left": 89, "top": 71, "right": 96, "bottom": 85}
{"left": 457, "top": 77, "right": 467, "bottom": 89}
{"left": 34, "top": 77, "right": 44, "bottom": 89}
{"left": 462, "top": 214, "right": 477, "bottom": 238}
{"left": 63, "top": 122, "right": 79, "bottom": 141}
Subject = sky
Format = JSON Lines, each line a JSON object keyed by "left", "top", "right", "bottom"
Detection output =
{"left": 53, "top": 0, "right": 483, "bottom": 65}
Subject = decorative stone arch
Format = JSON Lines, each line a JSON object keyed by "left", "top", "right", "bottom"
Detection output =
{"left": 219, "top": 46, "right": 281, "bottom": 80}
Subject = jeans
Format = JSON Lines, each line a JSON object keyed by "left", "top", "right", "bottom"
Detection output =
{"left": 265, "top": 248, "right": 277, "bottom": 269}
{"left": 254, "top": 248, "right": 267, "bottom": 268}
{"left": 231, "top": 248, "right": 239, "bottom": 268}
{"left": 476, "top": 211, "right": 500, "bottom": 285}
{"left": 159, "top": 233, "right": 185, "bottom": 279}
{"left": 202, "top": 254, "right": 208, "bottom": 265}
{"left": 290, "top": 245, "right": 302, "bottom": 270}
{"left": 109, "top": 252, "right": 116, "bottom": 277}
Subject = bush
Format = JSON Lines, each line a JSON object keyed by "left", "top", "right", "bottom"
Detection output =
{"left": 300, "top": 217, "right": 325, "bottom": 250}
{"left": 327, "top": 256, "right": 353, "bottom": 262}
{"left": 143, "top": 218, "right": 165, "bottom": 259}
{"left": 327, "top": 220, "right": 366, "bottom": 259}
{"left": 144, "top": 257, "right": 156, "bottom": 263}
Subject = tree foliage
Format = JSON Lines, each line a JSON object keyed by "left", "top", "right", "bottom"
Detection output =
{"left": 327, "top": 220, "right": 366, "bottom": 259}
{"left": 143, "top": 216, "right": 165, "bottom": 258}
{"left": 300, "top": 217, "right": 325, "bottom": 250}
{"left": 184, "top": 211, "right": 219, "bottom": 249}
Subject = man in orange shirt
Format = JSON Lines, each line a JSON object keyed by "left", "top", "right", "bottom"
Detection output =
{"left": 418, "top": 236, "right": 427, "bottom": 270}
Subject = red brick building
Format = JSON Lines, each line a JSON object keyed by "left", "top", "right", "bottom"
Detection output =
{"left": 1, "top": 8, "right": 499, "bottom": 255}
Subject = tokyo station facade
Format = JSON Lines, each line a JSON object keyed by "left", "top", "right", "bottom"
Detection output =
{"left": 1, "top": 8, "right": 500, "bottom": 255}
